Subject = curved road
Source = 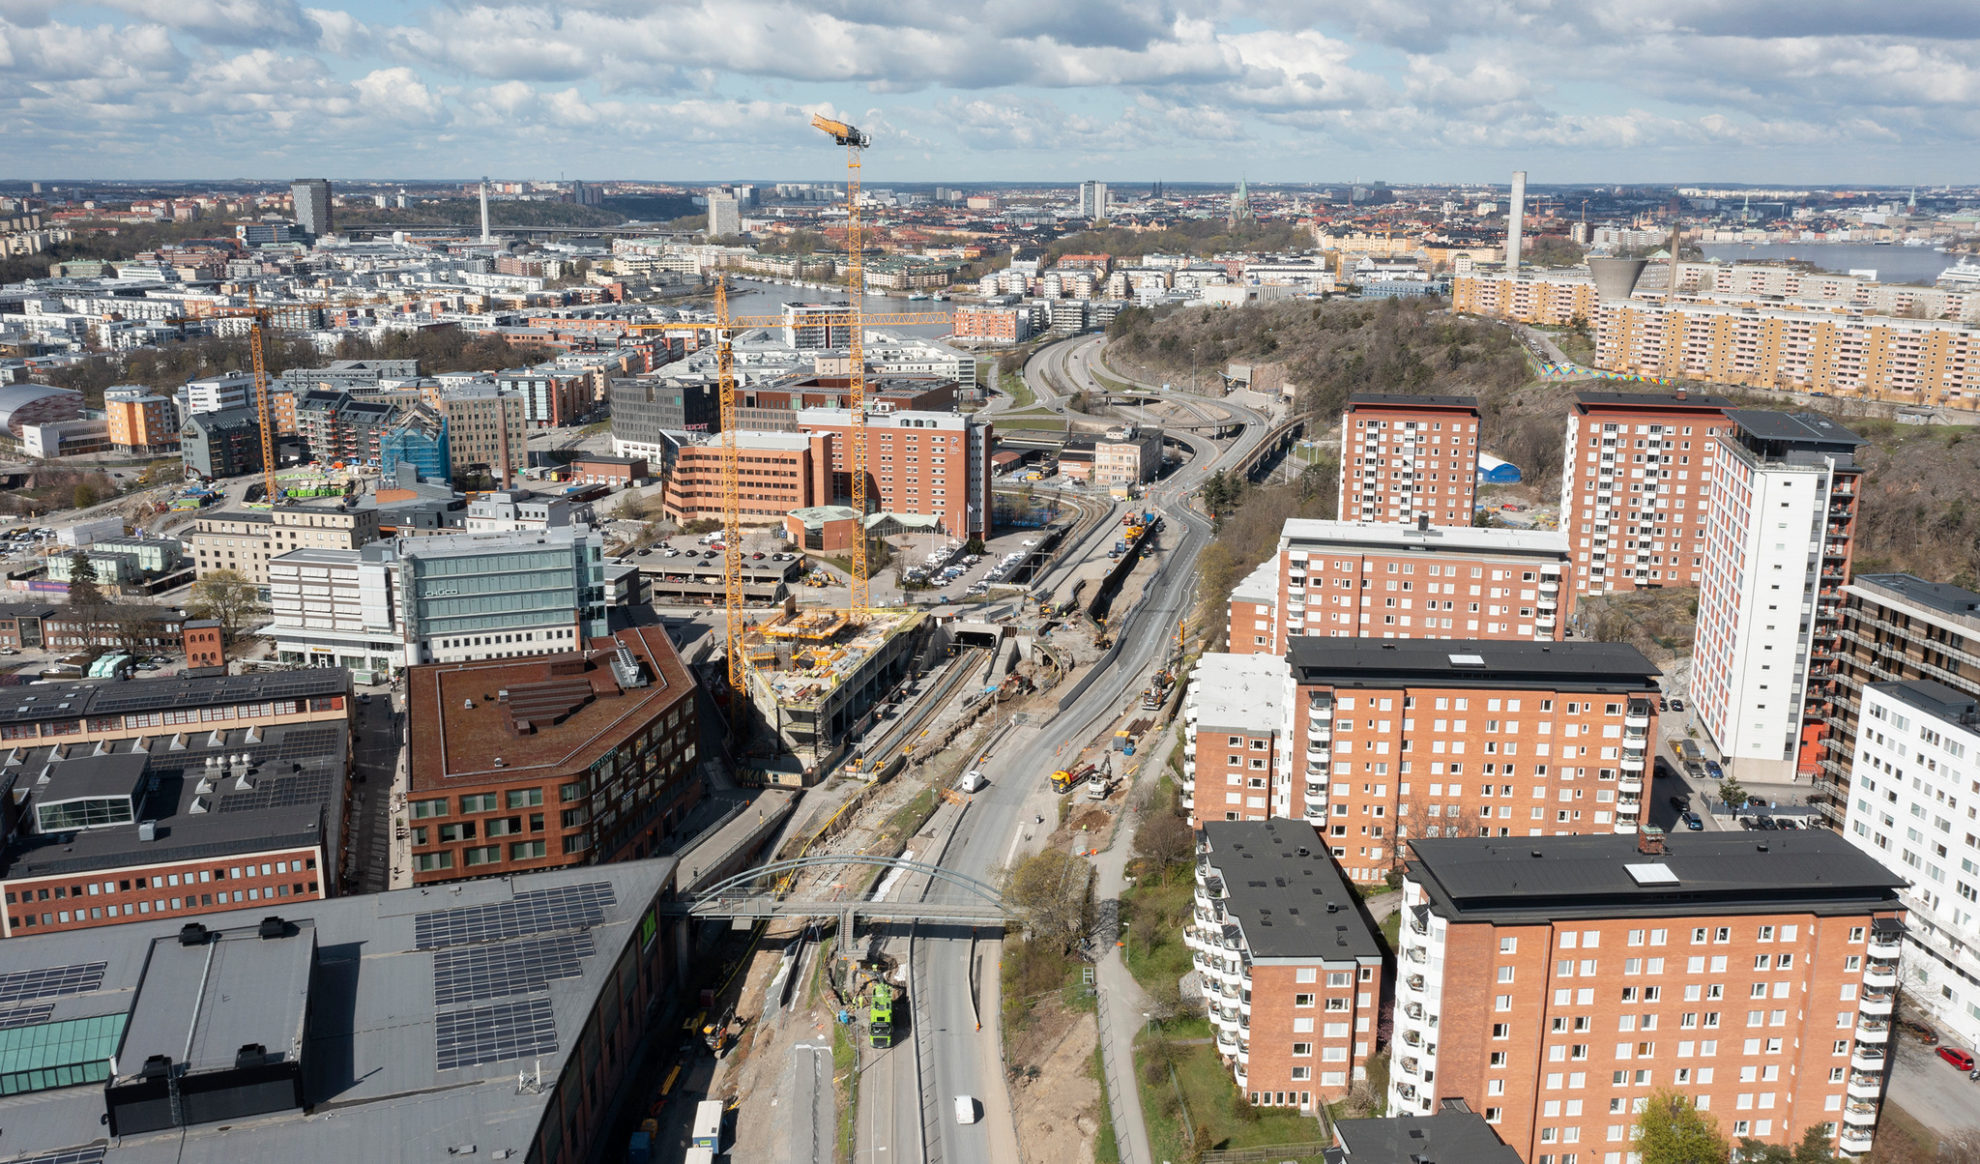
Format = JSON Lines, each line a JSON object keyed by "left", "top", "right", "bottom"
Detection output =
{"left": 860, "top": 333, "right": 1275, "bottom": 1164}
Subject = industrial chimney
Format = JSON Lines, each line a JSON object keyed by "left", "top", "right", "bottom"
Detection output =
{"left": 479, "top": 177, "right": 493, "bottom": 245}
{"left": 1506, "top": 170, "right": 1527, "bottom": 273}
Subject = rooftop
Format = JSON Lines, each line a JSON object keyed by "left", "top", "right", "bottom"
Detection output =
{"left": 1230, "top": 558, "right": 1278, "bottom": 608}
{"left": 1725, "top": 408, "right": 1866, "bottom": 448}
{"left": 1345, "top": 392, "right": 1479, "bottom": 411}
{"left": 1328, "top": 1102, "right": 1522, "bottom": 1164}
{"left": 1866, "top": 678, "right": 1980, "bottom": 732}
{"left": 1188, "top": 653, "right": 1288, "bottom": 734}
{"left": 1201, "top": 820, "right": 1382, "bottom": 962}
{"left": 1573, "top": 389, "right": 1734, "bottom": 410}
{"left": 754, "top": 608, "right": 924, "bottom": 709}
{"left": 1287, "top": 638, "right": 1659, "bottom": 690}
{"left": 1280, "top": 519, "right": 1568, "bottom": 557}
{"left": 0, "top": 860, "right": 672, "bottom": 1162}
{"left": 1405, "top": 833, "right": 1907, "bottom": 923}
{"left": 1850, "top": 573, "right": 1980, "bottom": 621}
{"left": 0, "top": 668, "right": 349, "bottom": 727}
{"left": 408, "top": 625, "right": 694, "bottom": 786}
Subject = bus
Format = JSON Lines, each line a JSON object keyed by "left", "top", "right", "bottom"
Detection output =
{"left": 869, "top": 982, "right": 895, "bottom": 1049}
{"left": 691, "top": 1099, "right": 723, "bottom": 1150}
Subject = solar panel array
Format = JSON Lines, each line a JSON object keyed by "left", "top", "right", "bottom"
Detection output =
{"left": 414, "top": 882, "right": 616, "bottom": 951}
{"left": 16, "top": 1148, "right": 107, "bottom": 1164}
{"left": 0, "top": 961, "right": 106, "bottom": 1005}
{"left": 216, "top": 769, "right": 336, "bottom": 813}
{"left": 433, "top": 933, "right": 595, "bottom": 1006}
{"left": 434, "top": 997, "right": 558, "bottom": 1071}
{"left": 0, "top": 1003, "right": 54, "bottom": 1029}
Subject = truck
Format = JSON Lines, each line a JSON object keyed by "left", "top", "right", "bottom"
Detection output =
{"left": 691, "top": 1099, "right": 724, "bottom": 1151}
{"left": 1140, "top": 669, "right": 1174, "bottom": 711}
{"left": 1051, "top": 762, "right": 1096, "bottom": 794}
{"left": 869, "top": 981, "right": 896, "bottom": 1048}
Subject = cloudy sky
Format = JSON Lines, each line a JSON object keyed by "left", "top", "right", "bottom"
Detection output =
{"left": 1, "top": 0, "right": 1975, "bottom": 185}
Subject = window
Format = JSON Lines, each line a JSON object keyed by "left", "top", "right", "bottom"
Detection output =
{"left": 1295, "top": 994, "right": 1315, "bottom": 1008}
{"left": 1493, "top": 1024, "right": 1510, "bottom": 1039}
{"left": 1292, "top": 1042, "right": 1313, "bottom": 1057}
{"left": 463, "top": 845, "right": 501, "bottom": 866}
{"left": 411, "top": 798, "right": 448, "bottom": 819}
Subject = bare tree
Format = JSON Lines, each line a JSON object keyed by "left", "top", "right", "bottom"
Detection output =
{"left": 1001, "top": 850, "right": 1094, "bottom": 955}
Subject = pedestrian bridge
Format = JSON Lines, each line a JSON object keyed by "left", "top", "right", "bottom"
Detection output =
{"left": 660, "top": 855, "right": 1013, "bottom": 927}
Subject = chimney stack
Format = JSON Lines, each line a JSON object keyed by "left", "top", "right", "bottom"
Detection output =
{"left": 1506, "top": 170, "right": 1527, "bottom": 273}
{"left": 479, "top": 177, "right": 493, "bottom": 246}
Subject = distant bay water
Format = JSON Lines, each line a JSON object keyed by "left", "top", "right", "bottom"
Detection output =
{"left": 1698, "top": 242, "right": 1960, "bottom": 287}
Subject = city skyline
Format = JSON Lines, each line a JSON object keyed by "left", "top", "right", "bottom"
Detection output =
{"left": 2, "top": 1, "right": 1977, "bottom": 183}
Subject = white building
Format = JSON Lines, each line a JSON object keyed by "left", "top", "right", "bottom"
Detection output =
{"left": 1844, "top": 679, "right": 1980, "bottom": 1052}
{"left": 181, "top": 372, "right": 258, "bottom": 415}
{"left": 1692, "top": 411, "right": 1864, "bottom": 778}
{"left": 1077, "top": 180, "right": 1108, "bottom": 221}
{"left": 706, "top": 191, "right": 741, "bottom": 237}
{"left": 463, "top": 490, "right": 581, "bottom": 532}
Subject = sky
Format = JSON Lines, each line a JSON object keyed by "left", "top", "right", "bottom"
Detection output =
{"left": 2, "top": 0, "right": 1977, "bottom": 186}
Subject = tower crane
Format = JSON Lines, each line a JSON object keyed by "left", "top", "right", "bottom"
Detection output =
{"left": 166, "top": 294, "right": 280, "bottom": 509}
{"left": 809, "top": 113, "right": 876, "bottom": 617}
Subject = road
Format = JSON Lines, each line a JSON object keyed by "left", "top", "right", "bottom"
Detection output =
{"left": 860, "top": 333, "right": 1276, "bottom": 1164}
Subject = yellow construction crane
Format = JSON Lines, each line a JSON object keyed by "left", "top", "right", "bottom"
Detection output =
{"left": 167, "top": 294, "right": 280, "bottom": 509}
{"left": 810, "top": 113, "right": 876, "bottom": 616}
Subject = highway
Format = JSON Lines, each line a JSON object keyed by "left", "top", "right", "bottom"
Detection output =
{"left": 857, "top": 333, "right": 1278, "bottom": 1164}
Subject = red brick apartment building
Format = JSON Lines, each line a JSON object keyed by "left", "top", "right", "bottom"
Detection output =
{"left": 952, "top": 304, "right": 1031, "bottom": 343}
{"left": 1186, "top": 820, "right": 1383, "bottom": 1111}
{"left": 1558, "top": 390, "right": 1734, "bottom": 597}
{"left": 405, "top": 625, "right": 700, "bottom": 883}
{"left": 1338, "top": 394, "right": 1480, "bottom": 527}
{"left": 1392, "top": 833, "right": 1909, "bottom": 1161}
{"left": 796, "top": 407, "right": 993, "bottom": 540}
{"left": 1182, "top": 652, "right": 1292, "bottom": 829}
{"left": 1285, "top": 639, "right": 1661, "bottom": 883}
{"left": 1223, "top": 519, "right": 1571, "bottom": 657}
{"left": 662, "top": 431, "right": 831, "bottom": 526}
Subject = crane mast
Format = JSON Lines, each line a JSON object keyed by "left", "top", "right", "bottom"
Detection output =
{"left": 811, "top": 114, "right": 874, "bottom": 618}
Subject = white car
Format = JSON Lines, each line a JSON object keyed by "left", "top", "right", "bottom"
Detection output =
{"left": 953, "top": 1095, "right": 977, "bottom": 1125}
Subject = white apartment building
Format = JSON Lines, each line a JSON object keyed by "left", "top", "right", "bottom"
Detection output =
{"left": 462, "top": 490, "right": 581, "bottom": 532}
{"left": 180, "top": 372, "right": 258, "bottom": 415}
{"left": 1692, "top": 412, "right": 1864, "bottom": 778}
{"left": 1843, "top": 680, "right": 1980, "bottom": 1052}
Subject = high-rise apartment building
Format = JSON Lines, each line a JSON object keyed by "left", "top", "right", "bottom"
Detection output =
{"left": 104, "top": 385, "right": 180, "bottom": 454}
{"left": 1181, "top": 652, "right": 1290, "bottom": 828}
{"left": 437, "top": 384, "right": 528, "bottom": 486}
{"left": 1186, "top": 820, "right": 1383, "bottom": 1111}
{"left": 1225, "top": 519, "right": 1570, "bottom": 656}
{"left": 1078, "top": 180, "right": 1109, "bottom": 221}
{"left": 1391, "top": 833, "right": 1908, "bottom": 1162}
{"left": 1338, "top": 394, "right": 1480, "bottom": 527}
{"left": 1692, "top": 412, "right": 1864, "bottom": 777}
{"left": 782, "top": 301, "right": 849, "bottom": 349}
{"left": 1819, "top": 575, "right": 1980, "bottom": 827}
{"left": 1451, "top": 272, "right": 1599, "bottom": 326}
{"left": 1842, "top": 680, "right": 1980, "bottom": 1052}
{"left": 796, "top": 407, "right": 993, "bottom": 539}
{"left": 1558, "top": 390, "right": 1734, "bottom": 596}
{"left": 290, "top": 178, "right": 331, "bottom": 237}
{"left": 1183, "top": 641, "right": 1662, "bottom": 879}
{"left": 706, "top": 190, "right": 741, "bottom": 236}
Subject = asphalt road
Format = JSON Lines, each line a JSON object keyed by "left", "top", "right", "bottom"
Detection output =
{"left": 869, "top": 336, "right": 1276, "bottom": 1164}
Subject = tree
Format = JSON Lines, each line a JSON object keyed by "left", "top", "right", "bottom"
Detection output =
{"left": 1131, "top": 810, "right": 1194, "bottom": 884}
{"left": 1634, "top": 1089, "right": 1729, "bottom": 1164}
{"left": 1001, "top": 849, "right": 1093, "bottom": 955}
{"left": 187, "top": 570, "right": 266, "bottom": 656}
{"left": 1719, "top": 774, "right": 1749, "bottom": 813}
{"left": 65, "top": 553, "right": 111, "bottom": 638}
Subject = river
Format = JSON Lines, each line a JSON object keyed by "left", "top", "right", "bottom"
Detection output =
{"left": 1698, "top": 242, "right": 1960, "bottom": 287}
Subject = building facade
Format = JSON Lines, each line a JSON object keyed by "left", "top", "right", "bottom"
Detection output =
{"left": 1451, "top": 272, "right": 1599, "bottom": 327}
{"left": 189, "top": 503, "right": 382, "bottom": 586}
{"left": 497, "top": 366, "right": 592, "bottom": 429}
{"left": 797, "top": 406, "right": 994, "bottom": 539}
{"left": 952, "top": 304, "right": 1032, "bottom": 343}
{"left": 438, "top": 385, "right": 529, "bottom": 485}
{"left": 1181, "top": 652, "right": 1291, "bottom": 828}
{"left": 1392, "top": 833, "right": 1909, "bottom": 1161}
{"left": 1558, "top": 391, "right": 1734, "bottom": 597}
{"left": 662, "top": 431, "right": 828, "bottom": 526}
{"left": 294, "top": 389, "right": 399, "bottom": 466}
{"left": 290, "top": 178, "right": 331, "bottom": 236}
{"left": 609, "top": 377, "right": 721, "bottom": 461}
{"left": 1692, "top": 412, "right": 1863, "bottom": 777}
{"left": 180, "top": 406, "right": 266, "bottom": 480}
{"left": 104, "top": 385, "right": 180, "bottom": 453}
{"left": 1338, "top": 394, "right": 1480, "bottom": 527}
{"left": 1186, "top": 820, "right": 1382, "bottom": 1111}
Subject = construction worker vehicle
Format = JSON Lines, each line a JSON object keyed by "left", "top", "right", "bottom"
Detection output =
{"left": 1051, "top": 762, "right": 1097, "bottom": 794}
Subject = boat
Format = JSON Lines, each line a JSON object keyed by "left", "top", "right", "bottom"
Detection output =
{"left": 908, "top": 293, "right": 931, "bottom": 301}
{"left": 1938, "top": 258, "right": 1980, "bottom": 291}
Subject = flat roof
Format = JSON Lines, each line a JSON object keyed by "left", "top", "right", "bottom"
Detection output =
{"left": 1345, "top": 392, "right": 1479, "bottom": 411}
{"left": 1287, "top": 638, "right": 1660, "bottom": 691}
{"left": 1725, "top": 409, "right": 1865, "bottom": 447}
{"left": 0, "top": 669, "right": 349, "bottom": 727}
{"left": 1850, "top": 573, "right": 1980, "bottom": 619}
{"left": 408, "top": 625, "right": 694, "bottom": 786}
{"left": 1201, "top": 820, "right": 1382, "bottom": 962}
{"left": 1573, "top": 389, "right": 1733, "bottom": 410}
{"left": 1330, "top": 1106, "right": 1522, "bottom": 1163}
{"left": 1188, "top": 653, "right": 1288, "bottom": 734}
{"left": 1280, "top": 519, "right": 1568, "bottom": 558}
{"left": 0, "top": 860, "right": 673, "bottom": 1162}
{"left": 1230, "top": 558, "right": 1278, "bottom": 607}
{"left": 1866, "top": 678, "right": 1980, "bottom": 728}
{"left": 1405, "top": 833, "right": 1906, "bottom": 924}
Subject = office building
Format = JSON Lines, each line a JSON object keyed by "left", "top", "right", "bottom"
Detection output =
{"left": 1091, "top": 424, "right": 1163, "bottom": 488}
{"left": 609, "top": 377, "right": 721, "bottom": 460}
{"left": 462, "top": 490, "right": 581, "bottom": 533}
{"left": 290, "top": 177, "right": 332, "bottom": 236}
{"left": 1338, "top": 394, "right": 1480, "bottom": 527}
{"left": 1842, "top": 680, "right": 1980, "bottom": 1052}
{"left": 1078, "top": 180, "right": 1109, "bottom": 221}
{"left": 797, "top": 407, "right": 994, "bottom": 539}
{"left": 783, "top": 301, "right": 850, "bottom": 349}
{"left": 1181, "top": 652, "right": 1291, "bottom": 828}
{"left": 1820, "top": 575, "right": 1980, "bottom": 827}
{"left": 952, "top": 304, "right": 1032, "bottom": 343}
{"left": 663, "top": 431, "right": 829, "bottom": 527}
{"left": 1391, "top": 832, "right": 1909, "bottom": 1161}
{"left": 0, "top": 721, "right": 343, "bottom": 938}
{"left": 1186, "top": 820, "right": 1383, "bottom": 1110}
{"left": 1227, "top": 519, "right": 1570, "bottom": 657}
{"left": 706, "top": 189, "right": 741, "bottom": 236}
{"left": 1558, "top": 390, "right": 1734, "bottom": 596}
{"left": 180, "top": 406, "right": 268, "bottom": 480}
{"left": 265, "top": 525, "right": 607, "bottom": 672}
{"left": 189, "top": 502, "right": 382, "bottom": 586}
{"left": 437, "top": 384, "right": 528, "bottom": 485}
{"left": 496, "top": 366, "right": 592, "bottom": 429}
{"left": 405, "top": 624, "right": 700, "bottom": 881}
{"left": 0, "top": 859, "right": 679, "bottom": 1164}
{"left": 104, "top": 385, "right": 180, "bottom": 453}
{"left": 1692, "top": 412, "right": 1863, "bottom": 777}
{"left": 0, "top": 666, "right": 349, "bottom": 750}
{"left": 1451, "top": 272, "right": 1600, "bottom": 326}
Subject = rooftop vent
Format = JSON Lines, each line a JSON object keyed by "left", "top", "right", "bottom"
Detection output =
{"left": 178, "top": 923, "right": 209, "bottom": 947}
{"left": 1449, "top": 653, "right": 1487, "bottom": 668}
{"left": 138, "top": 820, "right": 156, "bottom": 843}
{"left": 235, "top": 1043, "right": 267, "bottom": 1068}
{"left": 142, "top": 1055, "right": 173, "bottom": 1079}
{"left": 258, "top": 916, "right": 289, "bottom": 940}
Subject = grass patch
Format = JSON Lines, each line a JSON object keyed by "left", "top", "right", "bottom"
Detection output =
{"left": 1874, "top": 1101, "right": 1936, "bottom": 1159}
{"left": 1136, "top": 1033, "right": 1328, "bottom": 1161}
{"left": 832, "top": 1018, "right": 858, "bottom": 1162}
{"left": 1091, "top": 1045, "right": 1121, "bottom": 1164}
{"left": 1120, "top": 875, "right": 1195, "bottom": 997}
{"left": 1000, "top": 370, "right": 1037, "bottom": 410}
{"left": 1379, "top": 910, "right": 1402, "bottom": 955}
{"left": 1001, "top": 934, "right": 1093, "bottom": 1032}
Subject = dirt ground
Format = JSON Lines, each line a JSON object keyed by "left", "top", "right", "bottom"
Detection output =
{"left": 1007, "top": 994, "right": 1103, "bottom": 1164}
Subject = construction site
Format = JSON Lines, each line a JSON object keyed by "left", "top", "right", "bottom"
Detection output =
{"left": 742, "top": 600, "right": 930, "bottom": 773}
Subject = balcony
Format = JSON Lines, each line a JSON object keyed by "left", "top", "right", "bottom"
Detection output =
{"left": 1398, "top": 1056, "right": 1421, "bottom": 1078}
{"left": 1859, "top": 989, "right": 1896, "bottom": 1016}
{"left": 1868, "top": 923, "right": 1906, "bottom": 960}
{"left": 1847, "top": 1073, "right": 1884, "bottom": 1100}
{"left": 1401, "top": 1028, "right": 1422, "bottom": 1048}
{"left": 1402, "top": 1001, "right": 1425, "bottom": 1022}
{"left": 1843, "top": 1102, "right": 1879, "bottom": 1127}
{"left": 1303, "top": 803, "right": 1327, "bottom": 824}
{"left": 1405, "top": 974, "right": 1426, "bottom": 995}
{"left": 1408, "top": 911, "right": 1429, "bottom": 938}
{"left": 1236, "top": 1043, "right": 1249, "bottom": 1066}
{"left": 1625, "top": 703, "right": 1652, "bottom": 730}
{"left": 1305, "top": 783, "right": 1327, "bottom": 806}
{"left": 1308, "top": 720, "right": 1332, "bottom": 742}
{"left": 1851, "top": 1045, "right": 1887, "bottom": 1073}
{"left": 1540, "top": 577, "right": 1560, "bottom": 594}
{"left": 1403, "top": 946, "right": 1427, "bottom": 965}
{"left": 1619, "top": 776, "right": 1644, "bottom": 794}
{"left": 1839, "top": 1127, "right": 1874, "bottom": 1155}
{"left": 1215, "top": 1027, "right": 1239, "bottom": 1054}
{"left": 1855, "top": 1018, "right": 1891, "bottom": 1044}
{"left": 1863, "top": 959, "right": 1899, "bottom": 988}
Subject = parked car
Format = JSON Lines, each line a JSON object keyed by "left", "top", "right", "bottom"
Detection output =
{"left": 1901, "top": 1018, "right": 1940, "bottom": 1044}
{"left": 1704, "top": 760, "right": 1724, "bottom": 781}
{"left": 1668, "top": 795, "right": 1689, "bottom": 812}
{"left": 1669, "top": 697, "right": 1685, "bottom": 712}
{"left": 1937, "top": 1046, "right": 1973, "bottom": 1071}
{"left": 751, "top": 552, "right": 766, "bottom": 560}
{"left": 1658, "top": 697, "right": 1669, "bottom": 711}
{"left": 1681, "top": 811, "right": 1704, "bottom": 831}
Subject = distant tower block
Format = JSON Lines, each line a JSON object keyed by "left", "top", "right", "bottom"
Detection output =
{"left": 1506, "top": 170, "right": 1527, "bottom": 272}
{"left": 479, "top": 177, "right": 493, "bottom": 245}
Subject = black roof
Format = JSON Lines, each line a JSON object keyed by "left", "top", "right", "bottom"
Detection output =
{"left": 1330, "top": 1104, "right": 1522, "bottom": 1164}
{"left": 0, "top": 669, "right": 349, "bottom": 726}
{"left": 1573, "top": 389, "right": 1733, "bottom": 410}
{"left": 1200, "top": 820, "right": 1382, "bottom": 962}
{"left": 1852, "top": 574, "right": 1980, "bottom": 619}
{"left": 1405, "top": 833, "right": 1906, "bottom": 924}
{"left": 1287, "top": 638, "right": 1660, "bottom": 691}
{"left": 1346, "top": 392, "right": 1479, "bottom": 410}
{"left": 1725, "top": 409, "right": 1865, "bottom": 447}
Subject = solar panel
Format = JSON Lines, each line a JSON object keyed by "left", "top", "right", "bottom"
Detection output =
{"left": 434, "top": 996, "right": 558, "bottom": 1071}
{"left": 14, "top": 1148, "right": 107, "bottom": 1164}
{"left": 433, "top": 933, "right": 595, "bottom": 1005}
{"left": 0, "top": 1003, "right": 53, "bottom": 1029}
{"left": 415, "top": 882, "right": 616, "bottom": 951}
{"left": 0, "top": 962, "right": 107, "bottom": 1005}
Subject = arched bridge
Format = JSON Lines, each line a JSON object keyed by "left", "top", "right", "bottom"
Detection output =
{"left": 659, "top": 855, "right": 1013, "bottom": 927}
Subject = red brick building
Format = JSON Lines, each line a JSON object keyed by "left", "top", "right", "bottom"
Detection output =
{"left": 184, "top": 619, "right": 224, "bottom": 668}
{"left": 1393, "top": 833, "right": 1909, "bottom": 1161}
{"left": 1187, "top": 820, "right": 1383, "bottom": 1112}
{"left": 796, "top": 407, "right": 994, "bottom": 539}
{"left": 1181, "top": 652, "right": 1291, "bottom": 829}
{"left": 1338, "top": 394, "right": 1480, "bottom": 527}
{"left": 1559, "top": 389, "right": 1734, "bottom": 597}
{"left": 404, "top": 625, "right": 700, "bottom": 883}
{"left": 952, "top": 304, "right": 1032, "bottom": 343}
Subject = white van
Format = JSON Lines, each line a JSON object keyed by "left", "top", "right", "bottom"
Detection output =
{"left": 957, "top": 770, "right": 987, "bottom": 793}
{"left": 954, "top": 1095, "right": 977, "bottom": 1125}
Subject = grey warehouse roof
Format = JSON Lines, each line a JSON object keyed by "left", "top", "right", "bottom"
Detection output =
{"left": 1850, "top": 573, "right": 1980, "bottom": 619}
{"left": 1201, "top": 820, "right": 1382, "bottom": 962}
{"left": 1287, "top": 638, "right": 1660, "bottom": 690}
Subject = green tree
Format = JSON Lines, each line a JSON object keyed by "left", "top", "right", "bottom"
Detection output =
{"left": 72, "top": 482, "right": 100, "bottom": 510}
{"left": 187, "top": 569, "right": 266, "bottom": 656}
{"left": 1634, "top": 1089, "right": 1729, "bottom": 1164}
{"left": 65, "top": 552, "right": 105, "bottom": 608}
{"left": 1719, "top": 775, "right": 1749, "bottom": 812}
{"left": 1001, "top": 849, "right": 1093, "bottom": 955}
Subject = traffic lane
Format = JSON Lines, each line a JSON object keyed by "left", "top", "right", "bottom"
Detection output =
{"left": 1889, "top": 1036, "right": 1980, "bottom": 1139}
{"left": 924, "top": 929, "right": 998, "bottom": 1163}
